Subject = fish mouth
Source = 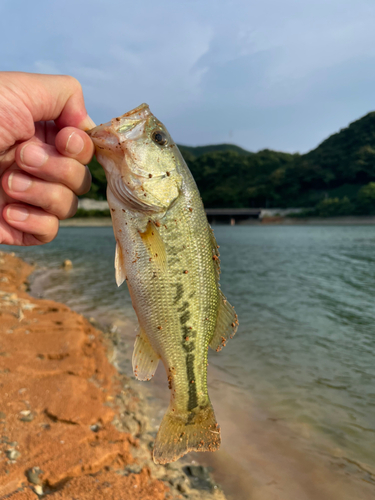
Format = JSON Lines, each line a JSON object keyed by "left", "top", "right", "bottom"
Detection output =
{"left": 86, "top": 103, "right": 151, "bottom": 144}
{"left": 121, "top": 103, "right": 150, "bottom": 120}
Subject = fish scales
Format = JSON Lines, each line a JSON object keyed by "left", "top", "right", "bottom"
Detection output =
{"left": 87, "top": 104, "right": 238, "bottom": 464}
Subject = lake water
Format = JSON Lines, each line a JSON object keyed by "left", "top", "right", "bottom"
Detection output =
{"left": 3, "top": 224, "right": 375, "bottom": 499}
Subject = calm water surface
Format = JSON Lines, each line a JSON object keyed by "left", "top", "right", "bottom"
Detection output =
{"left": 4, "top": 225, "right": 375, "bottom": 480}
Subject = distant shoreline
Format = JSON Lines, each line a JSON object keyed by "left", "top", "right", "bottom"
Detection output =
{"left": 60, "top": 216, "right": 375, "bottom": 227}
{"left": 258, "top": 216, "right": 375, "bottom": 225}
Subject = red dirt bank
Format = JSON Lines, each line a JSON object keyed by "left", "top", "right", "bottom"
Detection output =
{"left": 0, "top": 252, "right": 168, "bottom": 499}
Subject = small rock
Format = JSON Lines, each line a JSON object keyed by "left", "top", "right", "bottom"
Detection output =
{"left": 0, "top": 277, "right": 9, "bottom": 283}
{"left": 22, "top": 303, "right": 36, "bottom": 311}
{"left": 125, "top": 464, "right": 142, "bottom": 474}
{"left": 185, "top": 465, "right": 210, "bottom": 481}
{"left": 177, "top": 482, "right": 188, "bottom": 494}
{"left": 0, "top": 412, "right": 6, "bottom": 420}
{"left": 33, "top": 484, "right": 44, "bottom": 496}
{"left": 27, "top": 467, "right": 44, "bottom": 485}
{"left": 19, "top": 410, "right": 35, "bottom": 422}
{"left": 184, "top": 465, "right": 217, "bottom": 492}
{"left": 90, "top": 423, "right": 101, "bottom": 432}
{"left": 6, "top": 449, "right": 21, "bottom": 460}
{"left": 62, "top": 259, "right": 73, "bottom": 270}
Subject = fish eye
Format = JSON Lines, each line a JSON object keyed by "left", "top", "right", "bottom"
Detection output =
{"left": 152, "top": 130, "right": 168, "bottom": 146}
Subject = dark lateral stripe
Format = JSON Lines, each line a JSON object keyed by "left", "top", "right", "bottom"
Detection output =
{"left": 179, "top": 310, "right": 191, "bottom": 324}
{"left": 177, "top": 301, "right": 189, "bottom": 312}
{"left": 186, "top": 353, "right": 198, "bottom": 411}
{"left": 172, "top": 282, "right": 184, "bottom": 304}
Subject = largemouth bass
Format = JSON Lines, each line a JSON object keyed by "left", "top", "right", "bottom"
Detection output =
{"left": 87, "top": 104, "right": 238, "bottom": 464}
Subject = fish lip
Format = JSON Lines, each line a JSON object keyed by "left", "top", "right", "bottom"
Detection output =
{"left": 120, "top": 103, "right": 150, "bottom": 119}
{"left": 86, "top": 103, "right": 151, "bottom": 139}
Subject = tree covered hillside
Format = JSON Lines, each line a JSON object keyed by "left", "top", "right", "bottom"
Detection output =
{"left": 87, "top": 112, "right": 375, "bottom": 212}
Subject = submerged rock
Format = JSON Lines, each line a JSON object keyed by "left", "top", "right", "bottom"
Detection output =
{"left": 62, "top": 259, "right": 73, "bottom": 270}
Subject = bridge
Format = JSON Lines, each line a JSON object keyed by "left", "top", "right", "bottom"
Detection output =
{"left": 205, "top": 208, "right": 261, "bottom": 225}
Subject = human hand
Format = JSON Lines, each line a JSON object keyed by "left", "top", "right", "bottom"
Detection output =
{"left": 0, "top": 72, "right": 95, "bottom": 246}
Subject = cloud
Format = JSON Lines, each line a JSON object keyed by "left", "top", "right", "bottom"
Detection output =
{"left": 2, "top": 0, "right": 375, "bottom": 152}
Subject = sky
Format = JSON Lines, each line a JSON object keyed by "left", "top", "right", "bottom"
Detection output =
{"left": 2, "top": 0, "right": 375, "bottom": 153}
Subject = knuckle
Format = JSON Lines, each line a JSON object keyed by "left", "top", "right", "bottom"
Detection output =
{"left": 64, "top": 75, "right": 82, "bottom": 94}
{"left": 43, "top": 184, "right": 64, "bottom": 214}
{"left": 65, "top": 195, "right": 78, "bottom": 220}
{"left": 76, "top": 166, "right": 92, "bottom": 195}
{"left": 62, "top": 161, "right": 75, "bottom": 184}
{"left": 44, "top": 217, "right": 59, "bottom": 242}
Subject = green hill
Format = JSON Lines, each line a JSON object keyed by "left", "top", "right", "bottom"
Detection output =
{"left": 178, "top": 143, "right": 251, "bottom": 159}
{"left": 86, "top": 112, "right": 375, "bottom": 214}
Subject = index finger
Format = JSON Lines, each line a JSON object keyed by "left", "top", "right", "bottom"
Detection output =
{"left": 1, "top": 72, "right": 96, "bottom": 132}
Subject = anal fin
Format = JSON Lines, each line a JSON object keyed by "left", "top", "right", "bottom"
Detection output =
{"left": 132, "top": 327, "right": 160, "bottom": 381}
{"left": 209, "top": 291, "right": 238, "bottom": 352}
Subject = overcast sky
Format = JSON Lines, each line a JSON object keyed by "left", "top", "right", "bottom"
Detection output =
{"left": 2, "top": 0, "right": 375, "bottom": 153}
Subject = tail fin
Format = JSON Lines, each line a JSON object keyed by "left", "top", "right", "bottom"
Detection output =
{"left": 153, "top": 404, "right": 221, "bottom": 464}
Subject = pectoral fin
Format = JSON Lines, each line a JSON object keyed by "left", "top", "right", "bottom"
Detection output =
{"left": 115, "top": 241, "right": 127, "bottom": 287}
{"left": 132, "top": 327, "right": 160, "bottom": 381}
{"left": 139, "top": 220, "right": 167, "bottom": 272}
{"left": 209, "top": 291, "right": 238, "bottom": 352}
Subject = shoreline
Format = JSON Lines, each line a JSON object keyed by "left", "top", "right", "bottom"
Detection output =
{"left": 60, "top": 215, "right": 375, "bottom": 227}
{"left": 2, "top": 249, "right": 375, "bottom": 500}
{"left": 0, "top": 251, "right": 226, "bottom": 500}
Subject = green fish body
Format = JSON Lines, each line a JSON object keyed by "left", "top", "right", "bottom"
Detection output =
{"left": 87, "top": 104, "right": 238, "bottom": 464}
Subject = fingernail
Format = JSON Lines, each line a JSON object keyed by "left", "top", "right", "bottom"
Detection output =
{"left": 65, "top": 132, "right": 84, "bottom": 155}
{"left": 8, "top": 172, "right": 32, "bottom": 192}
{"left": 6, "top": 206, "right": 29, "bottom": 222}
{"left": 81, "top": 115, "right": 96, "bottom": 131}
{"left": 21, "top": 144, "right": 47, "bottom": 167}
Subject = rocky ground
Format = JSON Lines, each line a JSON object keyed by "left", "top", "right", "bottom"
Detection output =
{"left": 0, "top": 251, "right": 226, "bottom": 500}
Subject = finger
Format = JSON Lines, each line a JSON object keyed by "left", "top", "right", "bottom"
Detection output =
{"left": 15, "top": 141, "right": 92, "bottom": 195}
{"left": 2, "top": 170, "right": 78, "bottom": 220}
{"left": 1, "top": 72, "right": 96, "bottom": 134}
{"left": 3, "top": 203, "right": 59, "bottom": 244}
{"left": 34, "top": 121, "right": 60, "bottom": 146}
{"left": 0, "top": 144, "right": 18, "bottom": 169}
{"left": 54, "top": 127, "right": 95, "bottom": 165}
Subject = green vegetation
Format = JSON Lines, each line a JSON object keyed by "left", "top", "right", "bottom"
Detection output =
{"left": 86, "top": 112, "right": 375, "bottom": 215}
{"left": 75, "top": 208, "right": 111, "bottom": 218}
